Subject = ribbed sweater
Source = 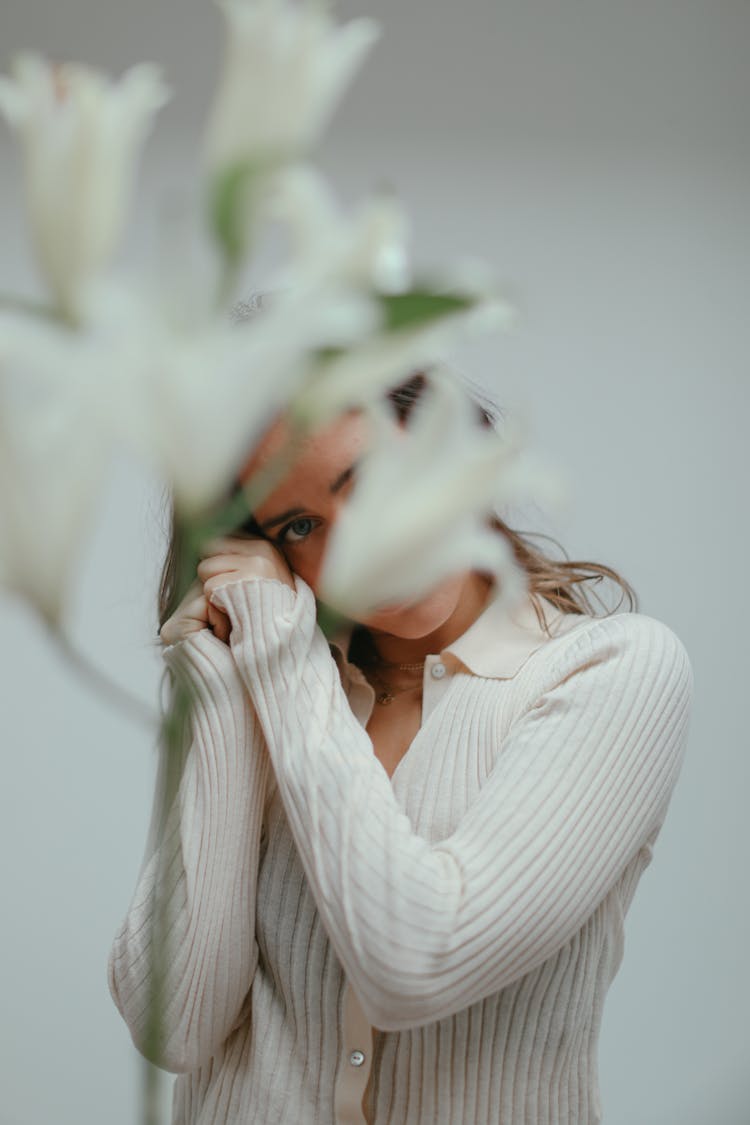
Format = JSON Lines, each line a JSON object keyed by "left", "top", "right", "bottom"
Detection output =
{"left": 108, "top": 574, "right": 694, "bottom": 1125}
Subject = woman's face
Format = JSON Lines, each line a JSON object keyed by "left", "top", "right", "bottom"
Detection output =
{"left": 238, "top": 408, "right": 476, "bottom": 639}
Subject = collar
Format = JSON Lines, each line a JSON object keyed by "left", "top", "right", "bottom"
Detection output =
{"left": 328, "top": 585, "right": 589, "bottom": 682}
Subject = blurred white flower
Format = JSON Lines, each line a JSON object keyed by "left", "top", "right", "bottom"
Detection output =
{"left": 293, "top": 285, "right": 515, "bottom": 426}
{"left": 0, "top": 264, "right": 377, "bottom": 628}
{"left": 268, "top": 164, "right": 411, "bottom": 294}
{"left": 0, "top": 313, "right": 113, "bottom": 626}
{"left": 91, "top": 279, "right": 376, "bottom": 517}
{"left": 318, "top": 369, "right": 556, "bottom": 618}
{"left": 205, "top": 0, "right": 380, "bottom": 169}
{"left": 0, "top": 54, "right": 168, "bottom": 320}
{"left": 256, "top": 170, "right": 515, "bottom": 422}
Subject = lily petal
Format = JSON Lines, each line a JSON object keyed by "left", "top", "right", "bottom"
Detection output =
{"left": 205, "top": 0, "right": 380, "bottom": 168}
{"left": 0, "top": 53, "right": 168, "bottom": 319}
{"left": 318, "top": 371, "right": 548, "bottom": 617}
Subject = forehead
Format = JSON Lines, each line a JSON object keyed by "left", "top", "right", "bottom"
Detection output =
{"left": 239, "top": 409, "right": 371, "bottom": 514}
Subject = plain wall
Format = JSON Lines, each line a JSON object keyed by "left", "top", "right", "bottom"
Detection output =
{"left": 0, "top": 2, "right": 748, "bottom": 1123}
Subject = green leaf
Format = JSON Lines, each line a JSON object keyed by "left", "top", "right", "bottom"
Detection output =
{"left": 209, "top": 160, "right": 257, "bottom": 272}
{"left": 313, "top": 344, "right": 348, "bottom": 364}
{"left": 303, "top": 287, "right": 480, "bottom": 375}
{"left": 0, "top": 292, "right": 70, "bottom": 325}
{"left": 376, "top": 288, "right": 476, "bottom": 333}
{"left": 208, "top": 153, "right": 284, "bottom": 281}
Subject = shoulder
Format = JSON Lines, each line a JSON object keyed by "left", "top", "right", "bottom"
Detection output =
{"left": 525, "top": 609, "right": 694, "bottom": 712}
{"left": 510, "top": 612, "right": 695, "bottom": 818}
{"left": 558, "top": 609, "right": 691, "bottom": 674}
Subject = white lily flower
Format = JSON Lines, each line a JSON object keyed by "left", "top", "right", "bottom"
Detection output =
{"left": 205, "top": 0, "right": 380, "bottom": 169}
{"left": 0, "top": 54, "right": 168, "bottom": 320}
{"left": 318, "top": 369, "right": 547, "bottom": 619}
{"left": 0, "top": 269, "right": 373, "bottom": 628}
{"left": 0, "top": 313, "right": 113, "bottom": 627}
{"left": 292, "top": 285, "right": 515, "bottom": 426}
{"left": 93, "top": 279, "right": 375, "bottom": 517}
{"left": 267, "top": 164, "right": 411, "bottom": 294}
{"left": 259, "top": 169, "right": 513, "bottom": 422}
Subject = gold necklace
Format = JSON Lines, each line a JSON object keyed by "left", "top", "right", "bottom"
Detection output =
{"left": 350, "top": 628, "right": 426, "bottom": 706}
{"left": 376, "top": 659, "right": 426, "bottom": 672}
{"left": 364, "top": 663, "right": 425, "bottom": 707}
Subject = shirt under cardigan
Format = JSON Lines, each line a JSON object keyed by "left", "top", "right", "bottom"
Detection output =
{"left": 108, "top": 575, "right": 694, "bottom": 1125}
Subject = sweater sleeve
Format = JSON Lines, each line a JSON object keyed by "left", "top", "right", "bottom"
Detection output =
{"left": 210, "top": 574, "right": 694, "bottom": 1033}
{"left": 107, "top": 628, "right": 271, "bottom": 1072}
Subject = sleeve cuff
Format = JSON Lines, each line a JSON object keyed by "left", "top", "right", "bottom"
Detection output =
{"left": 208, "top": 575, "right": 313, "bottom": 665}
{"left": 161, "top": 628, "right": 242, "bottom": 702}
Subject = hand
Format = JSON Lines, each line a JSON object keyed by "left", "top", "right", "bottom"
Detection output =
{"left": 159, "top": 578, "right": 233, "bottom": 646}
{"left": 197, "top": 535, "right": 296, "bottom": 617}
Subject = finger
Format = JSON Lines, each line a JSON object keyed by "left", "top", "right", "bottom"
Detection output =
{"left": 161, "top": 603, "right": 207, "bottom": 645}
{"left": 207, "top": 602, "right": 231, "bottom": 643}
{"left": 197, "top": 541, "right": 282, "bottom": 579}
{"left": 204, "top": 573, "right": 241, "bottom": 601}
{"left": 198, "top": 533, "right": 263, "bottom": 559}
{"left": 171, "top": 591, "right": 207, "bottom": 626}
{"left": 183, "top": 601, "right": 208, "bottom": 625}
{"left": 160, "top": 582, "right": 210, "bottom": 644}
{"left": 203, "top": 557, "right": 286, "bottom": 599}
{"left": 197, "top": 554, "right": 241, "bottom": 581}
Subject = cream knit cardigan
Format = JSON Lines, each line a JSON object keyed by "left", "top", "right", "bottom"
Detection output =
{"left": 108, "top": 575, "right": 694, "bottom": 1124}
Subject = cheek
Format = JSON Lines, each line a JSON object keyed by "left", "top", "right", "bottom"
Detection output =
{"left": 280, "top": 541, "right": 327, "bottom": 594}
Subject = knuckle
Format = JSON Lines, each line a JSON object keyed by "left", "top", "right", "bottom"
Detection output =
{"left": 240, "top": 555, "right": 276, "bottom": 578}
{"left": 231, "top": 534, "right": 268, "bottom": 555}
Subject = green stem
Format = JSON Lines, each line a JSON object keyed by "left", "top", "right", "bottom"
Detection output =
{"left": 0, "top": 292, "right": 62, "bottom": 323}
{"left": 139, "top": 1059, "right": 163, "bottom": 1125}
{"left": 315, "top": 601, "right": 349, "bottom": 640}
{"left": 130, "top": 416, "right": 328, "bottom": 1125}
{"left": 182, "top": 414, "right": 311, "bottom": 556}
{"left": 138, "top": 671, "right": 194, "bottom": 1125}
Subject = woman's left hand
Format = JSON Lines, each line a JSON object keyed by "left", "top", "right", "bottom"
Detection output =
{"left": 197, "top": 535, "right": 296, "bottom": 637}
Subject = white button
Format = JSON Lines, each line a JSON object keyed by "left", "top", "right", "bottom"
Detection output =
{"left": 349, "top": 1049, "right": 366, "bottom": 1067}
{"left": 431, "top": 662, "right": 446, "bottom": 680}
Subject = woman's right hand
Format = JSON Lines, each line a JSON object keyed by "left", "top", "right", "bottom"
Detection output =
{"left": 160, "top": 578, "right": 232, "bottom": 646}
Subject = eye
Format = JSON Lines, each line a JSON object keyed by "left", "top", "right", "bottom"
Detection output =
{"left": 277, "top": 516, "right": 321, "bottom": 544}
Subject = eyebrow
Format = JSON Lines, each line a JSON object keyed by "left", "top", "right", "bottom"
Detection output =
{"left": 258, "top": 461, "right": 359, "bottom": 532}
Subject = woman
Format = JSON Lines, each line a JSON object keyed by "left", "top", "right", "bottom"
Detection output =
{"left": 108, "top": 371, "right": 694, "bottom": 1124}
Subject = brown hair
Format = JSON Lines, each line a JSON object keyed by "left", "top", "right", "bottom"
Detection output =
{"left": 156, "top": 369, "right": 637, "bottom": 635}
{"left": 384, "top": 371, "right": 638, "bottom": 634}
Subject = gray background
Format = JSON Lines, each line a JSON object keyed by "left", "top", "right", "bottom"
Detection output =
{"left": 0, "top": 1, "right": 747, "bottom": 1123}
